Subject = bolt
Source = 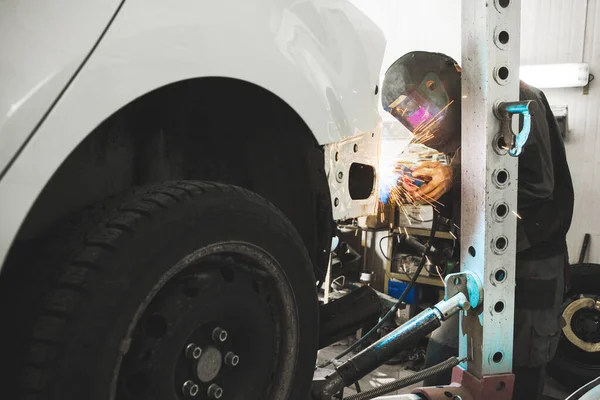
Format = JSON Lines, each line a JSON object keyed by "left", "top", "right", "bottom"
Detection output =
{"left": 212, "top": 327, "right": 228, "bottom": 342}
{"left": 224, "top": 351, "right": 240, "bottom": 366}
{"left": 207, "top": 384, "right": 224, "bottom": 399}
{"left": 182, "top": 380, "right": 199, "bottom": 396}
{"left": 595, "top": 301, "right": 600, "bottom": 311}
{"left": 185, "top": 343, "right": 202, "bottom": 359}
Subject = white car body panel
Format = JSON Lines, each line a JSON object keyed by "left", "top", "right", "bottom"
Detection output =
{"left": 0, "top": 0, "right": 123, "bottom": 174}
{"left": 0, "top": 0, "right": 385, "bottom": 268}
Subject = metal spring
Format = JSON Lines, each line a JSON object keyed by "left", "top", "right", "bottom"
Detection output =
{"left": 344, "top": 356, "right": 461, "bottom": 400}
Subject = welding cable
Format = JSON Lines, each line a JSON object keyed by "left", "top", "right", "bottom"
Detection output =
{"left": 343, "top": 356, "right": 461, "bottom": 400}
{"left": 318, "top": 211, "right": 441, "bottom": 369}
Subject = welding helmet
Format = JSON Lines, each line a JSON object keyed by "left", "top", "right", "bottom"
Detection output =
{"left": 382, "top": 51, "right": 462, "bottom": 154}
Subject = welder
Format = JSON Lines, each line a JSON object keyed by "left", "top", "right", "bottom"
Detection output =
{"left": 381, "top": 51, "right": 574, "bottom": 399}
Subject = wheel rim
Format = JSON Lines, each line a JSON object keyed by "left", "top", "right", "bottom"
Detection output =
{"left": 113, "top": 242, "right": 299, "bottom": 400}
{"left": 562, "top": 296, "right": 600, "bottom": 353}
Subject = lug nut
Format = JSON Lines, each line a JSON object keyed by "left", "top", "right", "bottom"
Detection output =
{"left": 182, "top": 380, "right": 199, "bottom": 396}
{"left": 185, "top": 343, "right": 202, "bottom": 359}
{"left": 224, "top": 351, "right": 240, "bottom": 366}
{"left": 212, "top": 327, "right": 228, "bottom": 342}
{"left": 207, "top": 383, "right": 224, "bottom": 399}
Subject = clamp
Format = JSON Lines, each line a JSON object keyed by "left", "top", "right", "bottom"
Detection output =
{"left": 495, "top": 100, "right": 537, "bottom": 157}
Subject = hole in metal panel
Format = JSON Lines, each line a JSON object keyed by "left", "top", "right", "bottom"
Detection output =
{"left": 499, "top": 30, "right": 509, "bottom": 44}
{"left": 499, "top": 0, "right": 510, "bottom": 8}
{"left": 348, "top": 163, "right": 375, "bottom": 200}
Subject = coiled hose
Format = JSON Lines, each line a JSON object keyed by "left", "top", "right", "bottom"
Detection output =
{"left": 344, "top": 356, "right": 461, "bottom": 400}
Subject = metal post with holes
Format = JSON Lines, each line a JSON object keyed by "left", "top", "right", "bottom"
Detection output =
{"left": 458, "top": 0, "right": 521, "bottom": 392}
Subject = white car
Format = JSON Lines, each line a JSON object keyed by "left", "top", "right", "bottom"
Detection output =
{"left": 0, "top": 1, "right": 384, "bottom": 399}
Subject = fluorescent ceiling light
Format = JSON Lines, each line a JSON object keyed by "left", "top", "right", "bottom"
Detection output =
{"left": 519, "top": 63, "right": 589, "bottom": 89}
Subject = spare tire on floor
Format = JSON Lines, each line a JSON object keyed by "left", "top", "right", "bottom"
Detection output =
{"left": 548, "top": 263, "right": 600, "bottom": 390}
{"left": 0, "top": 182, "right": 319, "bottom": 400}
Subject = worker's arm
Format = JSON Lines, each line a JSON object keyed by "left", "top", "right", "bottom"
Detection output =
{"left": 517, "top": 83, "right": 555, "bottom": 207}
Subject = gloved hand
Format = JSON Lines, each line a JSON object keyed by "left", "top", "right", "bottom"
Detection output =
{"left": 406, "top": 161, "right": 453, "bottom": 203}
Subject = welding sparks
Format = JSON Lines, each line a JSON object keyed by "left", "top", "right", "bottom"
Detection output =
{"left": 378, "top": 99, "right": 455, "bottom": 214}
{"left": 513, "top": 211, "right": 522, "bottom": 219}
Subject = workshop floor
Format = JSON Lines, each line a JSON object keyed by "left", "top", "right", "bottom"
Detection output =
{"left": 316, "top": 338, "right": 571, "bottom": 399}
{"left": 316, "top": 338, "right": 425, "bottom": 397}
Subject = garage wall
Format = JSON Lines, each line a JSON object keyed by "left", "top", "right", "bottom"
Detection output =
{"left": 351, "top": 0, "right": 600, "bottom": 263}
{"left": 541, "top": 0, "right": 600, "bottom": 264}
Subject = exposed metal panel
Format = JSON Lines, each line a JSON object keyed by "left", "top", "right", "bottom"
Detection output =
{"left": 520, "top": 0, "right": 588, "bottom": 64}
{"left": 460, "top": 0, "right": 521, "bottom": 378}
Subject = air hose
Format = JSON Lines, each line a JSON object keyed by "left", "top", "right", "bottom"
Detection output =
{"left": 344, "top": 356, "right": 461, "bottom": 400}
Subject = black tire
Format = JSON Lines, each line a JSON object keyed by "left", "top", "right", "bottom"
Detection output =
{"left": 0, "top": 181, "right": 318, "bottom": 400}
{"left": 548, "top": 263, "right": 600, "bottom": 390}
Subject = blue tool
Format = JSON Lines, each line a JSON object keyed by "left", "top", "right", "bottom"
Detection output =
{"left": 399, "top": 165, "right": 423, "bottom": 187}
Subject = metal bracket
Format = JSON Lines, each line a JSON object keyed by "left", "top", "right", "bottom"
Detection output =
{"left": 445, "top": 272, "right": 483, "bottom": 309}
{"left": 496, "top": 100, "right": 536, "bottom": 157}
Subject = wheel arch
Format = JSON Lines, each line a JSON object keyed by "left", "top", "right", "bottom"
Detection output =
{"left": 3, "top": 77, "right": 333, "bottom": 281}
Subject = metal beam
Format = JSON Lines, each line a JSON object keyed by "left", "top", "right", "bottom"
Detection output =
{"left": 460, "top": 0, "right": 521, "bottom": 378}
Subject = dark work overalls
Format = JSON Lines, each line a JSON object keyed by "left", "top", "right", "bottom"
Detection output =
{"left": 423, "top": 81, "right": 574, "bottom": 399}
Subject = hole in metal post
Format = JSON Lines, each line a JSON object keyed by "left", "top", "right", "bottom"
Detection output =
{"left": 498, "top": 67, "right": 509, "bottom": 80}
{"left": 495, "top": 203, "right": 508, "bottom": 218}
{"left": 493, "top": 133, "right": 508, "bottom": 155}
{"left": 497, "top": 381, "right": 506, "bottom": 392}
{"left": 499, "top": 0, "right": 510, "bottom": 7}
{"left": 468, "top": 246, "right": 476, "bottom": 257}
{"left": 499, "top": 31, "right": 509, "bottom": 44}
{"left": 493, "top": 352, "right": 504, "bottom": 363}
{"left": 495, "top": 236, "right": 508, "bottom": 251}
{"left": 497, "top": 170, "right": 508, "bottom": 184}
{"left": 495, "top": 269, "right": 507, "bottom": 282}
{"left": 493, "top": 169, "right": 510, "bottom": 188}
{"left": 454, "top": 277, "right": 461, "bottom": 285}
{"left": 494, "top": 301, "right": 505, "bottom": 313}
{"left": 497, "top": 135, "right": 507, "bottom": 150}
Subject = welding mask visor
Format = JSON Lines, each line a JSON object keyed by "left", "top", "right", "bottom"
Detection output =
{"left": 382, "top": 52, "right": 462, "bottom": 154}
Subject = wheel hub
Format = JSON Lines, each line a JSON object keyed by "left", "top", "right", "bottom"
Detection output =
{"left": 196, "top": 346, "right": 224, "bottom": 383}
{"left": 115, "top": 245, "right": 297, "bottom": 400}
